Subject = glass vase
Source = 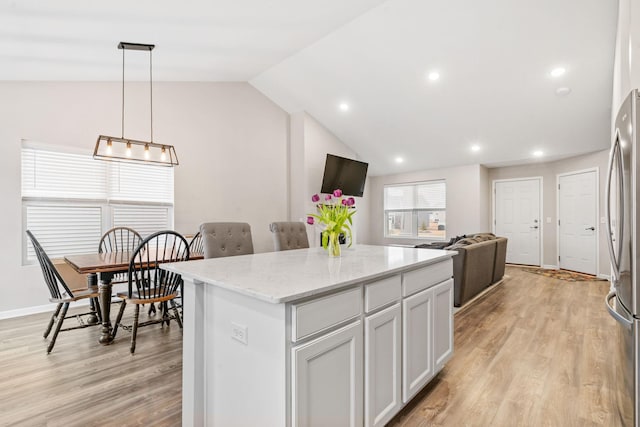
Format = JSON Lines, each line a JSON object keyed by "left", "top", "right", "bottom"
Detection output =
{"left": 327, "top": 231, "right": 341, "bottom": 257}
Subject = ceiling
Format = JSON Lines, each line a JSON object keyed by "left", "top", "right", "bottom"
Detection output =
{"left": 2, "top": 0, "right": 618, "bottom": 176}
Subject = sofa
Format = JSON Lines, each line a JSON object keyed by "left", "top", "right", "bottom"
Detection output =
{"left": 417, "top": 233, "right": 507, "bottom": 307}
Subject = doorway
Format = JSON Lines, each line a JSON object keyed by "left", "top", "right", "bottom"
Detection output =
{"left": 557, "top": 169, "right": 598, "bottom": 275}
{"left": 493, "top": 178, "right": 542, "bottom": 266}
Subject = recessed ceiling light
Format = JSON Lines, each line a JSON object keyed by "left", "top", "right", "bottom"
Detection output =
{"left": 339, "top": 102, "right": 349, "bottom": 112}
{"left": 471, "top": 144, "right": 481, "bottom": 152}
{"left": 555, "top": 87, "right": 571, "bottom": 96}
{"left": 427, "top": 71, "right": 440, "bottom": 81}
{"left": 395, "top": 157, "right": 404, "bottom": 163}
{"left": 533, "top": 150, "right": 544, "bottom": 157}
{"left": 550, "top": 67, "right": 566, "bottom": 78}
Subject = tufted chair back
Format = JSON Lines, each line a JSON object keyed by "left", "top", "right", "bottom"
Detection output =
{"left": 269, "top": 221, "right": 310, "bottom": 251}
{"left": 200, "top": 222, "right": 254, "bottom": 259}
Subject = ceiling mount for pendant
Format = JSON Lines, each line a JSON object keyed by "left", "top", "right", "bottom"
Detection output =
{"left": 93, "top": 41, "right": 179, "bottom": 166}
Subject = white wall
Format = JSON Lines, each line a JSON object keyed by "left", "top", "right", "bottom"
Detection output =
{"left": 368, "top": 164, "right": 491, "bottom": 247}
{"left": 488, "top": 149, "right": 610, "bottom": 275}
{"left": 290, "top": 112, "right": 371, "bottom": 247}
{"left": 0, "top": 82, "right": 289, "bottom": 314}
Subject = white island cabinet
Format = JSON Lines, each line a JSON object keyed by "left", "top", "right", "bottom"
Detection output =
{"left": 161, "top": 244, "right": 455, "bottom": 427}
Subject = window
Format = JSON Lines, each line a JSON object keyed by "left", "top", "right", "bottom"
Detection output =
{"left": 384, "top": 180, "right": 446, "bottom": 240}
{"left": 21, "top": 143, "right": 174, "bottom": 263}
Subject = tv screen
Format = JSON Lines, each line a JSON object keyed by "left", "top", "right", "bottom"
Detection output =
{"left": 320, "top": 154, "right": 368, "bottom": 197}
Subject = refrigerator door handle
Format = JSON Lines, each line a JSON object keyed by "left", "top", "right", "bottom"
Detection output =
{"left": 605, "top": 134, "right": 622, "bottom": 283}
{"left": 606, "top": 290, "right": 633, "bottom": 329}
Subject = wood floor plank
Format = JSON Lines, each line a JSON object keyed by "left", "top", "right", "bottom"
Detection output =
{"left": 0, "top": 266, "right": 622, "bottom": 426}
{"left": 388, "top": 267, "right": 622, "bottom": 427}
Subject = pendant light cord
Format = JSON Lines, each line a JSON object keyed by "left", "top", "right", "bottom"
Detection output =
{"left": 150, "top": 49, "right": 153, "bottom": 143}
{"left": 121, "top": 47, "right": 125, "bottom": 139}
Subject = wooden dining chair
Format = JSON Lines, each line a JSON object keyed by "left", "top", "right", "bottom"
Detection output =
{"left": 189, "top": 231, "right": 204, "bottom": 255}
{"left": 173, "top": 231, "right": 204, "bottom": 316}
{"left": 26, "top": 230, "right": 101, "bottom": 354}
{"left": 98, "top": 226, "right": 143, "bottom": 284}
{"left": 112, "top": 230, "right": 189, "bottom": 354}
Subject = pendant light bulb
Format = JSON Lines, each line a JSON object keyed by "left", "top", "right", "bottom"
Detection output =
{"left": 144, "top": 144, "right": 150, "bottom": 160}
{"left": 126, "top": 141, "right": 132, "bottom": 157}
{"left": 161, "top": 146, "right": 166, "bottom": 161}
{"left": 106, "top": 139, "right": 113, "bottom": 155}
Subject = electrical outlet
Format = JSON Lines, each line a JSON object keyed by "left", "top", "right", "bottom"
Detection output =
{"left": 546, "top": 217, "right": 552, "bottom": 223}
{"left": 601, "top": 216, "right": 606, "bottom": 224}
{"left": 231, "top": 322, "right": 248, "bottom": 345}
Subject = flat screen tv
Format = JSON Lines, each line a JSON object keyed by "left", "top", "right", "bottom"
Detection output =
{"left": 320, "top": 154, "right": 368, "bottom": 197}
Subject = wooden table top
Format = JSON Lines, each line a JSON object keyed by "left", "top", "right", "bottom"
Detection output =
{"left": 64, "top": 251, "right": 203, "bottom": 274}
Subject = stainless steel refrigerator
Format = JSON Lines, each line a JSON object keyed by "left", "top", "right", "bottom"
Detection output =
{"left": 606, "top": 88, "right": 640, "bottom": 426}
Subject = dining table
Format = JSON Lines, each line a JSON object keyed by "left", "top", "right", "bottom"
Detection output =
{"left": 64, "top": 250, "right": 203, "bottom": 345}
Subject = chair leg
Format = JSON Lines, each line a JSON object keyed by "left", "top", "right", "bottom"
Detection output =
{"left": 170, "top": 299, "right": 183, "bottom": 329}
{"left": 130, "top": 304, "right": 140, "bottom": 354}
{"left": 93, "top": 298, "right": 103, "bottom": 323}
{"left": 44, "top": 303, "right": 63, "bottom": 338}
{"left": 47, "top": 302, "right": 69, "bottom": 354}
{"left": 113, "top": 300, "right": 127, "bottom": 339}
{"left": 162, "top": 302, "right": 170, "bottom": 327}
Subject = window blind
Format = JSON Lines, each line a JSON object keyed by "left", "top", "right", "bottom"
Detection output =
{"left": 108, "top": 162, "right": 174, "bottom": 204}
{"left": 25, "top": 205, "right": 102, "bottom": 259}
{"left": 22, "top": 148, "right": 107, "bottom": 200}
{"left": 22, "top": 144, "right": 174, "bottom": 264}
{"left": 112, "top": 205, "right": 171, "bottom": 238}
{"left": 384, "top": 180, "right": 446, "bottom": 210}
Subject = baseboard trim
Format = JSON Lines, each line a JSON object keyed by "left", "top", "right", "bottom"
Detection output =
{"left": 597, "top": 273, "right": 611, "bottom": 280}
{"left": 0, "top": 303, "right": 56, "bottom": 320}
{"left": 0, "top": 299, "right": 90, "bottom": 320}
{"left": 542, "top": 264, "right": 559, "bottom": 270}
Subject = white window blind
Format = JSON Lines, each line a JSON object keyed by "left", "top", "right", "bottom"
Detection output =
{"left": 416, "top": 182, "right": 446, "bottom": 209}
{"left": 112, "top": 205, "right": 171, "bottom": 238}
{"left": 21, "top": 144, "right": 174, "bottom": 263}
{"left": 384, "top": 181, "right": 446, "bottom": 210}
{"left": 22, "top": 148, "right": 107, "bottom": 200}
{"left": 25, "top": 205, "right": 102, "bottom": 259}
{"left": 108, "top": 162, "right": 173, "bottom": 204}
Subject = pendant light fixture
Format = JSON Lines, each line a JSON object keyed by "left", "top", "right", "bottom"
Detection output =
{"left": 94, "top": 42, "right": 178, "bottom": 166}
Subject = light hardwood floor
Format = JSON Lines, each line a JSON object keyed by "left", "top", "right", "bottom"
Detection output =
{"left": 0, "top": 267, "right": 621, "bottom": 426}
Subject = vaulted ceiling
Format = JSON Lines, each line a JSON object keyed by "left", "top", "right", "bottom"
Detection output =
{"left": 1, "top": 0, "right": 618, "bottom": 175}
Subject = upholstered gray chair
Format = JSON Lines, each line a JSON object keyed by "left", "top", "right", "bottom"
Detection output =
{"left": 269, "top": 221, "right": 309, "bottom": 251}
{"left": 200, "top": 222, "right": 254, "bottom": 258}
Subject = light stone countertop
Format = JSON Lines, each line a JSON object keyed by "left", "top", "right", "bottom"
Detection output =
{"left": 161, "top": 244, "right": 456, "bottom": 304}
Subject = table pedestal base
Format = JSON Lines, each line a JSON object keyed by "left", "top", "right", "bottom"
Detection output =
{"left": 98, "top": 272, "right": 114, "bottom": 345}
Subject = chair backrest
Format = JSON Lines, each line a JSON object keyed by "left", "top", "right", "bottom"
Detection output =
{"left": 99, "top": 227, "right": 143, "bottom": 254}
{"left": 26, "top": 230, "right": 73, "bottom": 300}
{"left": 127, "top": 230, "right": 190, "bottom": 300}
{"left": 189, "top": 231, "right": 204, "bottom": 255}
{"left": 200, "top": 222, "right": 254, "bottom": 259}
{"left": 269, "top": 221, "right": 309, "bottom": 251}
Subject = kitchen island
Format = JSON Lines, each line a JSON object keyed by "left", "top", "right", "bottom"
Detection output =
{"left": 161, "top": 244, "right": 456, "bottom": 427}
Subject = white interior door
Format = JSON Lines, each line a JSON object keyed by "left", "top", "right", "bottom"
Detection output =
{"left": 558, "top": 170, "right": 597, "bottom": 275}
{"left": 494, "top": 179, "right": 541, "bottom": 266}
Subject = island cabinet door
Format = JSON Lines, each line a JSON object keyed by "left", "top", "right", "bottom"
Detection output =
{"left": 365, "top": 303, "right": 402, "bottom": 427}
{"left": 291, "top": 320, "right": 363, "bottom": 427}
{"left": 433, "top": 278, "right": 454, "bottom": 372}
{"left": 402, "top": 287, "right": 434, "bottom": 403}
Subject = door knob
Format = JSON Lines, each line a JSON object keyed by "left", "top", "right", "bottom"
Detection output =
{"left": 585, "top": 226, "right": 595, "bottom": 231}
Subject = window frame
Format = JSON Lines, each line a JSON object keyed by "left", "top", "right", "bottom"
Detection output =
{"left": 383, "top": 180, "right": 446, "bottom": 241}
